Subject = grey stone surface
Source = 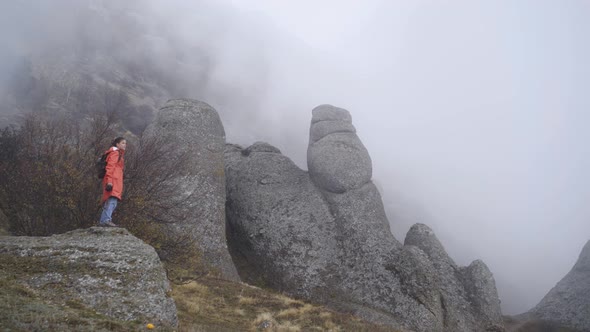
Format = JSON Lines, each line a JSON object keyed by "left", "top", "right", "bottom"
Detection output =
{"left": 311, "top": 104, "right": 352, "bottom": 123}
{"left": 530, "top": 240, "right": 590, "bottom": 331}
{"left": 323, "top": 182, "right": 401, "bottom": 256}
{"left": 225, "top": 141, "right": 453, "bottom": 331}
{"left": 225, "top": 143, "right": 340, "bottom": 300}
{"left": 144, "top": 98, "right": 239, "bottom": 281}
{"left": 225, "top": 105, "right": 504, "bottom": 332}
{"left": 307, "top": 105, "right": 372, "bottom": 193}
{"left": 405, "top": 224, "right": 504, "bottom": 331}
{"left": 309, "top": 118, "right": 356, "bottom": 143}
{"left": 0, "top": 227, "right": 177, "bottom": 327}
{"left": 461, "top": 260, "right": 505, "bottom": 331}
{"left": 243, "top": 141, "right": 282, "bottom": 154}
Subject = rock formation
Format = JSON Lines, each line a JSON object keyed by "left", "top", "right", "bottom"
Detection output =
{"left": 225, "top": 141, "right": 341, "bottom": 300}
{"left": 405, "top": 224, "right": 503, "bottom": 331}
{"left": 0, "top": 227, "right": 177, "bottom": 327}
{"left": 307, "top": 104, "right": 373, "bottom": 193}
{"left": 144, "top": 98, "right": 239, "bottom": 281}
{"left": 225, "top": 104, "right": 504, "bottom": 331}
{"left": 529, "top": 240, "right": 590, "bottom": 331}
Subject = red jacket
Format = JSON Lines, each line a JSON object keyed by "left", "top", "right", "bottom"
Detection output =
{"left": 101, "top": 147, "right": 125, "bottom": 203}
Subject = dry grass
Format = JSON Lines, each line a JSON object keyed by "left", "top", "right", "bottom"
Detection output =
{"left": 275, "top": 321, "right": 302, "bottom": 332}
{"left": 275, "top": 294, "right": 305, "bottom": 307}
{"left": 252, "top": 312, "right": 302, "bottom": 331}
{"left": 181, "top": 281, "right": 209, "bottom": 294}
{"left": 252, "top": 312, "right": 277, "bottom": 330}
{"left": 171, "top": 277, "right": 399, "bottom": 332}
{"left": 276, "top": 308, "right": 301, "bottom": 319}
{"left": 503, "top": 315, "right": 581, "bottom": 332}
{"left": 238, "top": 295, "right": 259, "bottom": 305}
{"left": 1, "top": 251, "right": 398, "bottom": 332}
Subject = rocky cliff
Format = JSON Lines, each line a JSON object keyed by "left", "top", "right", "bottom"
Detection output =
{"left": 225, "top": 104, "right": 504, "bottom": 332}
{"left": 529, "top": 240, "right": 590, "bottom": 331}
{"left": 144, "top": 98, "right": 239, "bottom": 281}
{"left": 0, "top": 227, "right": 177, "bottom": 328}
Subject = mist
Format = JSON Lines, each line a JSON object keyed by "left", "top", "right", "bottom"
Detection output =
{"left": 1, "top": 0, "right": 589, "bottom": 314}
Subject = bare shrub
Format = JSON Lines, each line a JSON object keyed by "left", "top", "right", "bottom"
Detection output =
{"left": 0, "top": 113, "right": 105, "bottom": 235}
{"left": 1, "top": 117, "right": 197, "bottom": 276}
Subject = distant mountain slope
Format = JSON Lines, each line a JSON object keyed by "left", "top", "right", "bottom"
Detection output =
{"left": 528, "top": 241, "right": 590, "bottom": 331}
{"left": 0, "top": 0, "right": 319, "bottom": 142}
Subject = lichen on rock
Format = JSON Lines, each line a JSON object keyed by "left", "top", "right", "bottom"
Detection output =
{"left": 0, "top": 227, "right": 178, "bottom": 328}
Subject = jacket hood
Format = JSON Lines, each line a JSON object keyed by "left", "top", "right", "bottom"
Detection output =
{"left": 105, "top": 146, "right": 125, "bottom": 155}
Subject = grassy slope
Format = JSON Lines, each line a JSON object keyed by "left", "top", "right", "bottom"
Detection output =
{"left": 1, "top": 264, "right": 398, "bottom": 332}
{"left": 504, "top": 315, "right": 581, "bottom": 332}
{"left": 171, "top": 277, "right": 399, "bottom": 332}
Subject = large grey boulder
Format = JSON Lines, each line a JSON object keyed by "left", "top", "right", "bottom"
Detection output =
{"left": 0, "top": 227, "right": 177, "bottom": 327}
{"left": 145, "top": 98, "right": 239, "bottom": 281}
{"left": 226, "top": 142, "right": 427, "bottom": 330}
{"left": 225, "top": 104, "right": 504, "bottom": 332}
{"left": 225, "top": 142, "right": 341, "bottom": 300}
{"left": 529, "top": 240, "right": 590, "bottom": 331}
{"left": 307, "top": 105, "right": 372, "bottom": 193}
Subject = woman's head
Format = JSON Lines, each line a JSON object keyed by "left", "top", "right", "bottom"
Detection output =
{"left": 112, "top": 137, "right": 127, "bottom": 150}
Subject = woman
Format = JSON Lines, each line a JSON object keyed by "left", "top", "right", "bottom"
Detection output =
{"left": 99, "top": 137, "right": 126, "bottom": 227}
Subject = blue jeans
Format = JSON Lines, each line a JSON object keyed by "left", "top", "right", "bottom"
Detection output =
{"left": 100, "top": 197, "right": 119, "bottom": 224}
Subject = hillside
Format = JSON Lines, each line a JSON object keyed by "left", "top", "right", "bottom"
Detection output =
{"left": 1, "top": 262, "right": 399, "bottom": 332}
{"left": 0, "top": 225, "right": 398, "bottom": 332}
{"left": 171, "top": 277, "right": 399, "bottom": 332}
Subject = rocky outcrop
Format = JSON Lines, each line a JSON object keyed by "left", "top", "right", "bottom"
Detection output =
{"left": 225, "top": 142, "right": 340, "bottom": 300}
{"left": 225, "top": 104, "right": 504, "bottom": 332}
{"left": 144, "top": 98, "right": 239, "bottom": 281}
{"left": 405, "top": 224, "right": 503, "bottom": 331}
{"left": 529, "top": 240, "right": 590, "bottom": 331}
{"left": 0, "top": 227, "right": 177, "bottom": 327}
{"left": 307, "top": 104, "right": 372, "bottom": 193}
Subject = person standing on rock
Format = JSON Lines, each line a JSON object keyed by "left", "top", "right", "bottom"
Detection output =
{"left": 99, "top": 137, "right": 126, "bottom": 227}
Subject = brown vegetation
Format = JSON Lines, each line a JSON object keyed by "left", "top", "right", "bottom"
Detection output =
{"left": 504, "top": 315, "right": 581, "bottom": 332}
{"left": 0, "top": 263, "right": 398, "bottom": 332}
{"left": 0, "top": 78, "right": 193, "bottom": 273}
{"left": 171, "top": 277, "right": 399, "bottom": 332}
{"left": 0, "top": 112, "right": 109, "bottom": 235}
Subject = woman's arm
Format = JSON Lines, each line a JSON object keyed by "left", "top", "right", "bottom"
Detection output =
{"left": 104, "top": 150, "right": 120, "bottom": 186}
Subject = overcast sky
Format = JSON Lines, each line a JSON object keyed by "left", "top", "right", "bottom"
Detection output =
{"left": 1, "top": 0, "right": 588, "bottom": 315}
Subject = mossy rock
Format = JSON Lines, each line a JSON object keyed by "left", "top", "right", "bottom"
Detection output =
{"left": 0, "top": 227, "right": 178, "bottom": 329}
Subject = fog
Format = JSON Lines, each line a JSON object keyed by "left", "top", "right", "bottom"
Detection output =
{"left": 1, "top": 0, "right": 589, "bottom": 314}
